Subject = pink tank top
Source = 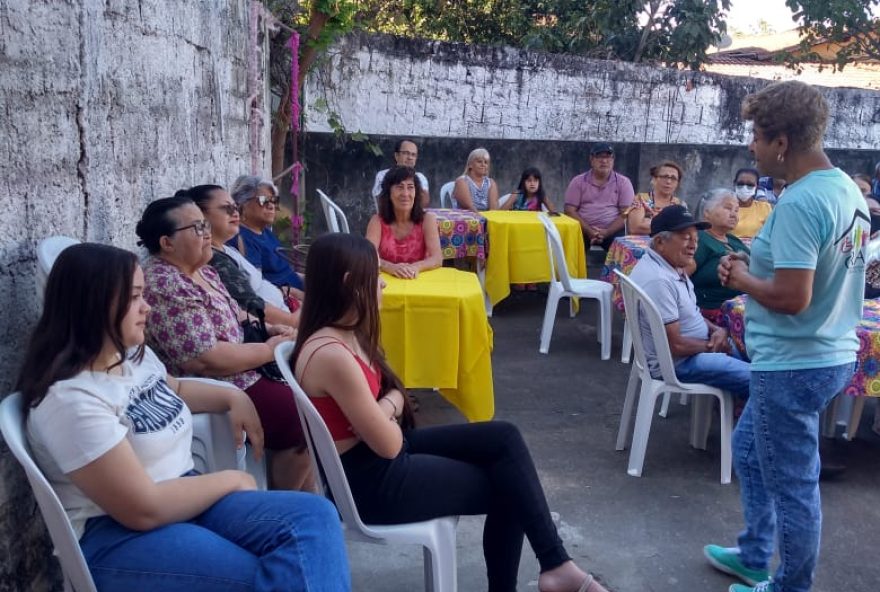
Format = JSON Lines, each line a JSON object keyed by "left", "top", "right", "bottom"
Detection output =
{"left": 378, "top": 220, "right": 426, "bottom": 264}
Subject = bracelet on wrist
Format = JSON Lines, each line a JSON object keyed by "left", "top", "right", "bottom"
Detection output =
{"left": 383, "top": 396, "right": 399, "bottom": 419}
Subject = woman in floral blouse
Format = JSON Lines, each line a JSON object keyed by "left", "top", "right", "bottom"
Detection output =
{"left": 136, "top": 196, "right": 311, "bottom": 491}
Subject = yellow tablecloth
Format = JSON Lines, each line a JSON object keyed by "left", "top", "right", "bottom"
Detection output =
{"left": 379, "top": 268, "right": 495, "bottom": 421}
{"left": 481, "top": 211, "right": 587, "bottom": 306}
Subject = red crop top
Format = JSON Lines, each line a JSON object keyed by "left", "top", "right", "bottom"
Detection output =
{"left": 299, "top": 337, "right": 382, "bottom": 441}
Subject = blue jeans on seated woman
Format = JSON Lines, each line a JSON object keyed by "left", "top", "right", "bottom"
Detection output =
{"left": 80, "top": 490, "right": 350, "bottom": 592}
{"left": 733, "top": 363, "right": 854, "bottom": 592}
{"left": 673, "top": 345, "right": 751, "bottom": 399}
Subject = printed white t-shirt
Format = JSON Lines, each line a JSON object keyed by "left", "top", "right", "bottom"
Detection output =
{"left": 27, "top": 347, "right": 194, "bottom": 538}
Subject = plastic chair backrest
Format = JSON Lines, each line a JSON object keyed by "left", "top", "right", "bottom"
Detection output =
{"left": 498, "top": 193, "right": 513, "bottom": 209}
{"left": 317, "top": 190, "right": 350, "bottom": 234}
{"left": 615, "top": 270, "right": 683, "bottom": 388}
{"left": 0, "top": 394, "right": 98, "bottom": 592}
{"left": 538, "top": 213, "right": 575, "bottom": 292}
{"left": 36, "top": 236, "right": 80, "bottom": 311}
{"left": 439, "top": 181, "right": 455, "bottom": 209}
{"left": 273, "top": 342, "right": 369, "bottom": 531}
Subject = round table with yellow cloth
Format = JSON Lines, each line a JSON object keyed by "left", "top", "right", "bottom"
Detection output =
{"left": 379, "top": 267, "right": 494, "bottom": 422}
{"left": 481, "top": 211, "right": 587, "bottom": 307}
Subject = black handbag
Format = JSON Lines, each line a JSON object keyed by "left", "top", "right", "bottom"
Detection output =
{"left": 240, "top": 302, "right": 287, "bottom": 384}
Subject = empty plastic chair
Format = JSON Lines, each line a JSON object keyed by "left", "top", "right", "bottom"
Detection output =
{"left": 439, "top": 181, "right": 455, "bottom": 209}
{"left": 274, "top": 342, "right": 459, "bottom": 591}
{"left": 537, "top": 213, "right": 613, "bottom": 360}
{"left": 614, "top": 270, "right": 733, "bottom": 484}
{"left": 317, "top": 189, "right": 351, "bottom": 234}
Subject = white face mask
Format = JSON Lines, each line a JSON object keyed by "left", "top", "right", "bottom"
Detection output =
{"left": 734, "top": 185, "right": 755, "bottom": 201}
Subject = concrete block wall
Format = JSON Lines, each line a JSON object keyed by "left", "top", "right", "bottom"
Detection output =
{"left": 0, "top": 1, "right": 253, "bottom": 588}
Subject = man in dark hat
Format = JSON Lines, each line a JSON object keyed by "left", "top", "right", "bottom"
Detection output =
{"left": 628, "top": 205, "right": 751, "bottom": 397}
{"left": 563, "top": 143, "right": 635, "bottom": 251}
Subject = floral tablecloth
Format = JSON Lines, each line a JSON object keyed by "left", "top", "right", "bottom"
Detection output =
{"left": 600, "top": 235, "right": 752, "bottom": 314}
{"left": 427, "top": 208, "right": 487, "bottom": 262}
{"left": 721, "top": 296, "right": 880, "bottom": 398}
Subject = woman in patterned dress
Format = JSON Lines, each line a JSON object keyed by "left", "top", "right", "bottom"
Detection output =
{"left": 136, "top": 196, "right": 312, "bottom": 491}
{"left": 366, "top": 166, "right": 442, "bottom": 279}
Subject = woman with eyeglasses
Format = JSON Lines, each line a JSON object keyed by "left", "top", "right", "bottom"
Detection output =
{"left": 731, "top": 167, "right": 772, "bottom": 238}
{"left": 136, "top": 197, "right": 312, "bottom": 491}
{"left": 625, "top": 160, "right": 687, "bottom": 235}
{"left": 180, "top": 185, "right": 299, "bottom": 327}
{"left": 229, "top": 175, "right": 305, "bottom": 301}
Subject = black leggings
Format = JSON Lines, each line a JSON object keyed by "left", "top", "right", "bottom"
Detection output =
{"left": 340, "top": 421, "right": 570, "bottom": 591}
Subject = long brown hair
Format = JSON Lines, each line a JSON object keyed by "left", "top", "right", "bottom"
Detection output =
{"left": 16, "top": 243, "right": 143, "bottom": 409}
{"left": 291, "top": 233, "right": 414, "bottom": 428}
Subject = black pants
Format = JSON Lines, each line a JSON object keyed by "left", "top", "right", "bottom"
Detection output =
{"left": 340, "top": 421, "right": 570, "bottom": 592}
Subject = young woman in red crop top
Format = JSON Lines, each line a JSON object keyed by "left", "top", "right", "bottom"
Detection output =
{"left": 366, "top": 165, "right": 442, "bottom": 280}
{"left": 291, "top": 234, "right": 609, "bottom": 592}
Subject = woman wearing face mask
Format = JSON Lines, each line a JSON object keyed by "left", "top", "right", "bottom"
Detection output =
{"left": 731, "top": 168, "right": 773, "bottom": 238}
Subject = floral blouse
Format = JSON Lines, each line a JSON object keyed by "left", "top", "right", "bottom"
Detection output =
{"left": 143, "top": 257, "right": 260, "bottom": 391}
{"left": 628, "top": 192, "right": 685, "bottom": 218}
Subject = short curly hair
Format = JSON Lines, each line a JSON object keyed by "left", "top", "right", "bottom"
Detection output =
{"left": 741, "top": 80, "right": 829, "bottom": 154}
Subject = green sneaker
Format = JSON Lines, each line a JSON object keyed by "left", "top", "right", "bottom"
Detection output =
{"left": 729, "top": 582, "right": 773, "bottom": 592}
{"left": 703, "top": 544, "right": 770, "bottom": 586}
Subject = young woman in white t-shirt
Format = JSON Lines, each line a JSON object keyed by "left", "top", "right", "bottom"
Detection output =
{"left": 17, "top": 243, "right": 350, "bottom": 591}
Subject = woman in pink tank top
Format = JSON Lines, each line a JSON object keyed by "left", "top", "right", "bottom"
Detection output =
{"left": 366, "top": 166, "right": 442, "bottom": 279}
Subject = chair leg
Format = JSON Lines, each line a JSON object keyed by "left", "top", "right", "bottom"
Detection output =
{"left": 659, "top": 392, "right": 672, "bottom": 418}
{"left": 569, "top": 297, "right": 576, "bottom": 318}
{"left": 844, "top": 396, "right": 867, "bottom": 441}
{"left": 718, "top": 393, "right": 733, "bottom": 485}
{"left": 599, "top": 292, "right": 612, "bottom": 361}
{"left": 821, "top": 396, "right": 840, "bottom": 438}
{"left": 616, "top": 363, "right": 641, "bottom": 451}
{"left": 621, "top": 319, "right": 632, "bottom": 364}
{"left": 424, "top": 520, "right": 458, "bottom": 592}
{"left": 424, "top": 546, "right": 435, "bottom": 592}
{"left": 679, "top": 393, "right": 689, "bottom": 406}
{"left": 627, "top": 384, "right": 659, "bottom": 477}
{"left": 539, "top": 289, "right": 561, "bottom": 354}
{"left": 689, "top": 395, "right": 713, "bottom": 451}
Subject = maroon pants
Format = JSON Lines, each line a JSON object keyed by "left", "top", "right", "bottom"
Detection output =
{"left": 244, "top": 376, "right": 305, "bottom": 450}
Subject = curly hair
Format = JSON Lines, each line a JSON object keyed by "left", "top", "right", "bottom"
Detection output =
{"left": 741, "top": 80, "right": 829, "bottom": 154}
{"left": 377, "top": 166, "right": 425, "bottom": 224}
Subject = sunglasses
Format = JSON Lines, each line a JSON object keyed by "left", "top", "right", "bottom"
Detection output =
{"left": 253, "top": 195, "right": 279, "bottom": 208}
{"left": 214, "top": 203, "right": 239, "bottom": 216}
{"left": 174, "top": 219, "right": 211, "bottom": 238}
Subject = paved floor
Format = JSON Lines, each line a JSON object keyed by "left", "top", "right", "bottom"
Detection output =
{"left": 347, "top": 271, "right": 880, "bottom": 591}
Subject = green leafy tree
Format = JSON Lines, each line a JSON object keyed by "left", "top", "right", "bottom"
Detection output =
{"left": 353, "top": 0, "right": 731, "bottom": 69}
{"left": 785, "top": 0, "right": 880, "bottom": 70}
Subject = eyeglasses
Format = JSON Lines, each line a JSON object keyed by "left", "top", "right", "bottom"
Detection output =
{"left": 174, "top": 219, "right": 211, "bottom": 237}
{"left": 396, "top": 150, "right": 418, "bottom": 158}
{"left": 214, "top": 204, "right": 239, "bottom": 216}
{"left": 654, "top": 174, "right": 679, "bottom": 182}
{"left": 252, "top": 195, "right": 279, "bottom": 208}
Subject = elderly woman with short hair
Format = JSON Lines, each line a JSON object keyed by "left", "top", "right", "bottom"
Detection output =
{"left": 684, "top": 188, "right": 750, "bottom": 324}
{"left": 229, "top": 175, "right": 304, "bottom": 297}
{"left": 453, "top": 147, "right": 500, "bottom": 211}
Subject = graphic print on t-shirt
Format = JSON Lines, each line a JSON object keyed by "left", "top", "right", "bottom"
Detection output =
{"left": 834, "top": 209, "right": 870, "bottom": 270}
{"left": 125, "top": 375, "right": 186, "bottom": 434}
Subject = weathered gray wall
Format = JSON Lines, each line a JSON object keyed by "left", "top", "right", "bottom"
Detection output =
{"left": 301, "top": 33, "right": 880, "bottom": 235}
{"left": 0, "top": 1, "right": 254, "bottom": 589}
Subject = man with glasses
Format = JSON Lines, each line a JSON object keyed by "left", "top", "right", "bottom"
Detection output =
{"left": 564, "top": 143, "right": 635, "bottom": 251}
{"left": 629, "top": 206, "right": 751, "bottom": 397}
{"left": 372, "top": 139, "right": 430, "bottom": 207}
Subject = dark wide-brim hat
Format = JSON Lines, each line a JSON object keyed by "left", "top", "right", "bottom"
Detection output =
{"left": 649, "top": 205, "right": 710, "bottom": 236}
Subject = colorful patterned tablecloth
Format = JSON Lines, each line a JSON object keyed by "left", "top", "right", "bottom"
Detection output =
{"left": 600, "top": 235, "right": 752, "bottom": 314}
{"left": 721, "top": 296, "right": 880, "bottom": 398}
{"left": 427, "top": 208, "right": 487, "bottom": 262}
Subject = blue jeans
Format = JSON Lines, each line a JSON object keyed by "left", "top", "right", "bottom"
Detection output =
{"left": 80, "top": 490, "right": 351, "bottom": 591}
{"left": 674, "top": 349, "right": 751, "bottom": 399}
{"left": 733, "top": 363, "right": 854, "bottom": 592}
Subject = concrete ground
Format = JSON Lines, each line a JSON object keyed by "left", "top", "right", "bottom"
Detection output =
{"left": 346, "top": 260, "right": 880, "bottom": 592}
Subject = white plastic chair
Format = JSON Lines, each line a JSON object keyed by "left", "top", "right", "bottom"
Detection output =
{"left": 36, "top": 236, "right": 80, "bottom": 311}
{"left": 439, "top": 181, "right": 455, "bottom": 209}
{"left": 498, "top": 193, "right": 513, "bottom": 209}
{"left": 614, "top": 270, "right": 733, "bottom": 484}
{"left": 317, "top": 189, "right": 350, "bottom": 234}
{"left": 274, "top": 342, "right": 459, "bottom": 591}
{"left": 537, "top": 214, "right": 613, "bottom": 360}
{"left": 1, "top": 393, "right": 97, "bottom": 592}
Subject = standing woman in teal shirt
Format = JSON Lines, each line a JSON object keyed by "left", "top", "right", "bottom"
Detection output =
{"left": 687, "top": 188, "right": 751, "bottom": 325}
{"left": 705, "top": 81, "right": 869, "bottom": 592}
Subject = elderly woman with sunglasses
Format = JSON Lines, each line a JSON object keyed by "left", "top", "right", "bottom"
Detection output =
{"left": 229, "top": 175, "right": 305, "bottom": 298}
{"left": 180, "top": 184, "right": 299, "bottom": 328}
{"left": 137, "top": 196, "right": 312, "bottom": 491}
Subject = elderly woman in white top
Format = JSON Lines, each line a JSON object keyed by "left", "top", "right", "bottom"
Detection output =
{"left": 453, "top": 147, "right": 500, "bottom": 212}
